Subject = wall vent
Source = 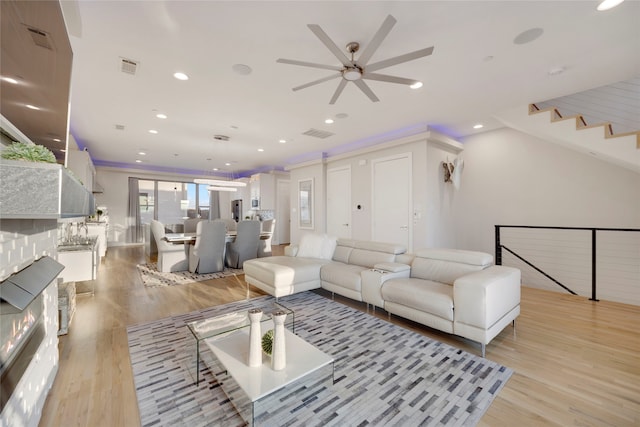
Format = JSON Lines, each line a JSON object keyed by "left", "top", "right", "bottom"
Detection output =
{"left": 25, "top": 26, "right": 54, "bottom": 50}
{"left": 120, "top": 58, "right": 139, "bottom": 75}
{"left": 303, "top": 128, "right": 334, "bottom": 139}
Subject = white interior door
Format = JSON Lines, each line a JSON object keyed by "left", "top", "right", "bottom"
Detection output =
{"left": 275, "top": 180, "right": 290, "bottom": 244}
{"left": 372, "top": 154, "right": 412, "bottom": 250}
{"left": 326, "top": 166, "right": 351, "bottom": 239}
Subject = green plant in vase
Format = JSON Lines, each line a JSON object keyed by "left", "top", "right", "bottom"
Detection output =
{"left": 261, "top": 329, "right": 274, "bottom": 355}
{"left": 1, "top": 142, "right": 57, "bottom": 163}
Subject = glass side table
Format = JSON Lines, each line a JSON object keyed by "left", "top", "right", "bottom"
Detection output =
{"left": 186, "top": 301, "right": 294, "bottom": 385}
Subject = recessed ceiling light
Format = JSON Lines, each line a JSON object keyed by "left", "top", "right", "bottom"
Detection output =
{"left": 148, "top": 129, "right": 158, "bottom": 134}
{"left": 135, "top": 159, "right": 142, "bottom": 163}
{"left": 410, "top": 81, "right": 423, "bottom": 89}
{"left": 473, "top": 124, "right": 484, "bottom": 129}
{"left": 225, "top": 162, "right": 231, "bottom": 166}
{"left": 212, "top": 168, "right": 219, "bottom": 171}
{"left": 173, "top": 72, "right": 189, "bottom": 81}
{"left": 232, "top": 64, "right": 252, "bottom": 75}
{"left": 513, "top": 28, "right": 544, "bottom": 45}
{"left": 26, "top": 104, "right": 39, "bottom": 110}
{"left": 2, "top": 77, "right": 18, "bottom": 84}
{"left": 279, "top": 139, "right": 286, "bottom": 144}
{"left": 53, "top": 138, "right": 61, "bottom": 142}
{"left": 257, "top": 148, "right": 264, "bottom": 152}
{"left": 156, "top": 113, "right": 167, "bottom": 119}
{"left": 597, "top": 0, "right": 624, "bottom": 11}
{"left": 138, "top": 151, "right": 146, "bottom": 155}
{"left": 325, "top": 119, "right": 334, "bottom": 124}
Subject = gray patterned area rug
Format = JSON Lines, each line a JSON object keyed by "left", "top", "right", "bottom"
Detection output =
{"left": 136, "top": 263, "right": 243, "bottom": 287}
{"left": 127, "top": 291, "right": 512, "bottom": 426}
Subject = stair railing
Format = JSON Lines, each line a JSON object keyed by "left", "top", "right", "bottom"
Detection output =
{"left": 495, "top": 225, "right": 640, "bottom": 301}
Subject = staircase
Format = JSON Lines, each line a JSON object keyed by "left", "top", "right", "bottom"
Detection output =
{"left": 495, "top": 104, "right": 640, "bottom": 173}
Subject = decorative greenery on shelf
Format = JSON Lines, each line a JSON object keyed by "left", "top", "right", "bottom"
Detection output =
{"left": 261, "top": 329, "right": 274, "bottom": 355}
{"left": 1, "top": 142, "right": 57, "bottom": 163}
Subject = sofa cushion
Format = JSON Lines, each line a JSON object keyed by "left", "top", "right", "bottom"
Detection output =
{"left": 410, "top": 249, "right": 493, "bottom": 284}
{"left": 321, "top": 262, "right": 367, "bottom": 292}
{"left": 332, "top": 245, "right": 353, "bottom": 264}
{"left": 348, "top": 248, "right": 397, "bottom": 268}
{"left": 243, "top": 256, "right": 328, "bottom": 288}
{"left": 382, "top": 278, "right": 454, "bottom": 321}
{"left": 296, "top": 233, "right": 337, "bottom": 260}
{"left": 354, "top": 240, "right": 406, "bottom": 255}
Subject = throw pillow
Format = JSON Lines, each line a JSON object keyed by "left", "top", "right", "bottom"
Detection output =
{"left": 297, "top": 233, "right": 337, "bottom": 260}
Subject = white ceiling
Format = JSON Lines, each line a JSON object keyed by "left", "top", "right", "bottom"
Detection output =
{"left": 61, "top": 0, "right": 640, "bottom": 177}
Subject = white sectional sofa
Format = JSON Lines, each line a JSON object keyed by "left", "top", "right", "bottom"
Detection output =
{"left": 244, "top": 236, "right": 407, "bottom": 299}
{"left": 243, "top": 235, "right": 521, "bottom": 356}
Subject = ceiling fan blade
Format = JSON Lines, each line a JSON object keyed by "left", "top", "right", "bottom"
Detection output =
{"left": 307, "top": 24, "right": 353, "bottom": 67}
{"left": 363, "top": 73, "right": 418, "bottom": 86}
{"left": 277, "top": 58, "right": 343, "bottom": 72}
{"left": 366, "top": 46, "right": 434, "bottom": 73}
{"left": 357, "top": 15, "right": 397, "bottom": 66}
{"left": 292, "top": 73, "right": 341, "bottom": 92}
{"left": 329, "top": 79, "right": 348, "bottom": 105}
{"left": 353, "top": 80, "right": 380, "bottom": 102}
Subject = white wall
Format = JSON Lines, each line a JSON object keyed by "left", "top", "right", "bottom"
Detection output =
{"left": 287, "top": 133, "right": 460, "bottom": 251}
{"left": 453, "top": 127, "right": 640, "bottom": 253}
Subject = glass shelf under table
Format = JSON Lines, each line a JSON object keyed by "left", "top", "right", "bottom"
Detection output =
{"left": 186, "top": 301, "right": 294, "bottom": 386}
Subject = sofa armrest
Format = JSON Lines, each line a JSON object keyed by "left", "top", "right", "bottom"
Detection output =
{"left": 362, "top": 265, "right": 411, "bottom": 308}
{"left": 284, "top": 245, "right": 298, "bottom": 257}
{"left": 453, "top": 266, "right": 521, "bottom": 329}
{"left": 373, "top": 262, "right": 411, "bottom": 273}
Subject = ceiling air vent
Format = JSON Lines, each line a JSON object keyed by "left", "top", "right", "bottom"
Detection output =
{"left": 115, "top": 124, "right": 125, "bottom": 130}
{"left": 25, "top": 26, "right": 54, "bottom": 50}
{"left": 120, "top": 58, "right": 139, "bottom": 75}
{"left": 213, "top": 135, "right": 230, "bottom": 141}
{"left": 303, "top": 128, "right": 334, "bottom": 139}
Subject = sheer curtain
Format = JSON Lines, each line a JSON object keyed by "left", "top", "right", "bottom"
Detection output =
{"left": 127, "top": 177, "right": 143, "bottom": 243}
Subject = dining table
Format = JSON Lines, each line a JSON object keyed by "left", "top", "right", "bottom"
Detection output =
{"left": 163, "top": 231, "right": 271, "bottom": 244}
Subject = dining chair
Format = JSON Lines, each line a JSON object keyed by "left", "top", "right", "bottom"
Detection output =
{"left": 216, "top": 218, "right": 237, "bottom": 232}
{"left": 189, "top": 221, "right": 226, "bottom": 274}
{"left": 184, "top": 218, "right": 203, "bottom": 233}
{"left": 258, "top": 218, "right": 276, "bottom": 258}
{"left": 225, "top": 220, "right": 260, "bottom": 268}
{"left": 150, "top": 219, "right": 188, "bottom": 272}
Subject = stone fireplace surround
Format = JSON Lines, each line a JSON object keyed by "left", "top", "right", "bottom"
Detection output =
{"left": 0, "top": 219, "right": 59, "bottom": 427}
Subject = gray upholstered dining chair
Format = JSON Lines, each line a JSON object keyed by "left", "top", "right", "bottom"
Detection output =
{"left": 184, "top": 218, "right": 203, "bottom": 233}
{"left": 258, "top": 218, "right": 276, "bottom": 258}
{"left": 225, "top": 220, "right": 260, "bottom": 268}
{"left": 189, "top": 221, "right": 226, "bottom": 273}
{"left": 150, "top": 219, "right": 189, "bottom": 272}
{"left": 214, "top": 218, "right": 237, "bottom": 232}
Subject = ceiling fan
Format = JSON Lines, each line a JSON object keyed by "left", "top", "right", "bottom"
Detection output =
{"left": 277, "top": 15, "right": 434, "bottom": 105}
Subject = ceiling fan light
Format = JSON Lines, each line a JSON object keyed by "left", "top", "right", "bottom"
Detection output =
{"left": 410, "top": 81, "right": 423, "bottom": 89}
{"left": 342, "top": 68, "right": 362, "bottom": 81}
{"left": 597, "top": 0, "right": 624, "bottom": 11}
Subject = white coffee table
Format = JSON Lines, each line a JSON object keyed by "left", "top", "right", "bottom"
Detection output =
{"left": 204, "top": 322, "right": 334, "bottom": 426}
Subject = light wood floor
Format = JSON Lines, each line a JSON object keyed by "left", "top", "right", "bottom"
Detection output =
{"left": 39, "top": 245, "right": 640, "bottom": 427}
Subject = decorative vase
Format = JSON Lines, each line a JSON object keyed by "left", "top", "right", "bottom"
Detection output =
{"left": 271, "top": 310, "right": 287, "bottom": 371}
{"left": 248, "top": 308, "right": 263, "bottom": 367}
